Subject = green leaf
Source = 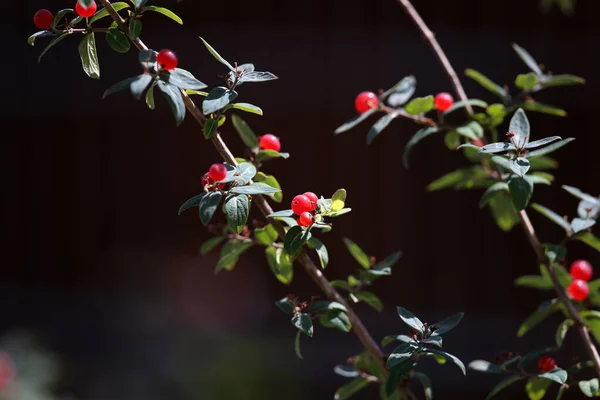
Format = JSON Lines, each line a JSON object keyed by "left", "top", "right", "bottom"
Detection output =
{"left": 225, "top": 103, "right": 263, "bottom": 115}
{"left": 403, "top": 127, "right": 440, "bottom": 168}
{"left": 381, "top": 75, "right": 416, "bottom": 105}
{"left": 230, "top": 182, "right": 280, "bottom": 195}
{"left": 320, "top": 309, "right": 352, "bottom": 332}
{"left": 342, "top": 237, "right": 370, "bottom": 269}
{"left": 579, "top": 379, "right": 599, "bottom": 397}
{"left": 27, "top": 30, "right": 53, "bottom": 46}
{"left": 103, "top": 75, "right": 141, "bottom": 99}
{"left": 427, "top": 166, "right": 487, "bottom": 192}
{"left": 202, "top": 86, "right": 238, "bottom": 114}
{"left": 468, "top": 360, "right": 502, "bottom": 373}
{"left": 216, "top": 240, "right": 253, "bottom": 272}
{"left": 520, "top": 101, "right": 567, "bottom": 117}
{"left": 465, "top": 68, "right": 508, "bottom": 99}
{"left": 385, "top": 360, "right": 417, "bottom": 397}
{"left": 525, "top": 136, "right": 562, "bottom": 150}
{"left": 489, "top": 192, "right": 520, "bottom": 232}
{"left": 275, "top": 296, "right": 295, "bottom": 314}
{"left": 105, "top": 28, "right": 130, "bottom": 53}
{"left": 178, "top": 193, "right": 206, "bottom": 214}
{"left": 265, "top": 247, "right": 293, "bottom": 284}
{"left": 254, "top": 172, "right": 283, "bottom": 203}
{"left": 396, "top": 307, "right": 424, "bottom": 333}
{"left": 422, "top": 335, "right": 442, "bottom": 348}
{"left": 509, "top": 108, "right": 530, "bottom": 146}
{"left": 374, "top": 251, "right": 402, "bottom": 270}
{"left": 413, "top": 372, "right": 433, "bottom": 400}
{"left": 508, "top": 176, "right": 533, "bottom": 210}
{"left": 130, "top": 74, "right": 152, "bottom": 100}
{"left": 508, "top": 158, "right": 531, "bottom": 178}
{"left": 284, "top": 226, "right": 312, "bottom": 255}
{"left": 525, "top": 377, "right": 551, "bottom": 400}
{"left": 366, "top": 113, "right": 397, "bottom": 144}
{"left": 562, "top": 185, "right": 600, "bottom": 205}
{"left": 331, "top": 189, "right": 346, "bottom": 212}
{"left": 405, "top": 95, "right": 434, "bottom": 115}
{"left": 526, "top": 138, "right": 575, "bottom": 158}
{"left": 256, "top": 150, "right": 290, "bottom": 162}
{"left": 334, "top": 377, "right": 370, "bottom": 400}
{"left": 157, "top": 81, "right": 186, "bottom": 126}
{"left": 51, "top": 8, "right": 76, "bottom": 29}
{"left": 381, "top": 335, "right": 414, "bottom": 347}
{"left": 145, "top": 83, "right": 155, "bottom": 109}
{"left": 38, "top": 33, "right": 69, "bottom": 63}
{"left": 576, "top": 232, "right": 600, "bottom": 252}
{"left": 78, "top": 33, "right": 100, "bottom": 79}
{"left": 518, "top": 298, "right": 560, "bottom": 337}
{"left": 164, "top": 68, "right": 207, "bottom": 90}
{"left": 515, "top": 72, "right": 539, "bottom": 90}
{"left": 355, "top": 291, "right": 383, "bottom": 312}
{"left": 432, "top": 312, "right": 464, "bottom": 335}
{"left": 525, "top": 174, "right": 552, "bottom": 186}
{"left": 307, "top": 237, "right": 328, "bottom": 269}
{"left": 129, "top": 18, "right": 142, "bottom": 39}
{"left": 90, "top": 2, "right": 129, "bottom": 23}
{"left": 572, "top": 218, "right": 596, "bottom": 234}
{"left": 484, "top": 376, "right": 523, "bottom": 400}
{"left": 199, "top": 191, "right": 222, "bottom": 225}
{"left": 238, "top": 71, "right": 278, "bottom": 83}
{"left": 143, "top": 6, "right": 183, "bottom": 24}
{"left": 515, "top": 275, "right": 553, "bottom": 290}
{"left": 203, "top": 118, "right": 219, "bottom": 140}
{"left": 480, "top": 182, "right": 509, "bottom": 208}
{"left": 294, "top": 330, "right": 303, "bottom": 360}
{"left": 555, "top": 319, "right": 574, "bottom": 347}
{"left": 387, "top": 342, "right": 418, "bottom": 369}
{"left": 444, "top": 131, "right": 460, "bottom": 150}
{"left": 200, "top": 236, "right": 223, "bottom": 255}
{"left": 335, "top": 108, "right": 377, "bottom": 135}
{"left": 443, "top": 99, "right": 488, "bottom": 115}
{"left": 424, "top": 348, "right": 466, "bottom": 375}
{"left": 254, "top": 224, "right": 278, "bottom": 246}
{"left": 531, "top": 203, "right": 572, "bottom": 232}
{"left": 292, "top": 313, "right": 313, "bottom": 337}
{"left": 224, "top": 194, "right": 249, "bottom": 233}
{"left": 219, "top": 162, "right": 255, "bottom": 185}
{"left": 582, "top": 310, "right": 600, "bottom": 343}
{"left": 478, "top": 142, "right": 516, "bottom": 154}
{"left": 199, "top": 37, "right": 234, "bottom": 71}
{"left": 541, "top": 74, "right": 585, "bottom": 87}
{"left": 512, "top": 43, "right": 543, "bottom": 75}
{"left": 538, "top": 368, "right": 567, "bottom": 385}
{"left": 267, "top": 210, "right": 294, "bottom": 218}
{"left": 455, "top": 121, "right": 484, "bottom": 140}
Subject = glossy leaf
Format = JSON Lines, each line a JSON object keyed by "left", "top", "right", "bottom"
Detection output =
{"left": 284, "top": 226, "right": 312, "bottom": 255}
{"left": 366, "top": 113, "right": 397, "bottom": 144}
{"left": 531, "top": 203, "right": 572, "bottom": 232}
{"left": 512, "top": 43, "right": 543, "bottom": 75}
{"left": 27, "top": 30, "right": 53, "bottom": 46}
{"left": 275, "top": 296, "right": 295, "bottom": 314}
{"left": 538, "top": 368, "right": 567, "bottom": 385}
{"left": 78, "top": 33, "right": 100, "bottom": 79}
{"left": 165, "top": 68, "right": 207, "bottom": 90}
{"left": 229, "top": 182, "right": 279, "bottom": 195}
{"left": 524, "top": 136, "right": 562, "bottom": 150}
{"left": 381, "top": 335, "right": 414, "bottom": 347}
{"left": 335, "top": 108, "right": 377, "bottom": 134}
{"left": 518, "top": 298, "right": 560, "bottom": 337}
{"left": 202, "top": 86, "right": 238, "bottom": 114}
{"left": 265, "top": 247, "right": 293, "bottom": 284}
{"left": 238, "top": 71, "right": 278, "bottom": 83}
{"left": 224, "top": 194, "right": 249, "bottom": 233}
{"left": 509, "top": 157, "right": 531, "bottom": 177}
{"left": 405, "top": 95, "right": 434, "bottom": 115}
{"left": 204, "top": 118, "right": 219, "bottom": 140}
{"left": 572, "top": 218, "right": 596, "bottom": 234}
{"left": 198, "top": 191, "right": 222, "bottom": 225}
{"left": 396, "top": 307, "right": 424, "bottom": 333}
{"left": 579, "top": 379, "right": 599, "bottom": 397}
{"left": 178, "top": 193, "right": 206, "bottom": 214}
{"left": 381, "top": 75, "right": 416, "bottom": 105}
{"left": 526, "top": 138, "right": 575, "bottom": 158}
{"left": 292, "top": 313, "right": 313, "bottom": 337}
{"left": 294, "top": 330, "right": 303, "bottom": 360}
{"left": 143, "top": 6, "right": 183, "bottom": 24}
{"left": 342, "top": 237, "right": 370, "bottom": 269}
{"left": 157, "top": 81, "right": 186, "bottom": 126}
{"left": 355, "top": 291, "right": 383, "bottom": 312}
{"left": 106, "top": 29, "right": 130, "bottom": 53}
{"left": 254, "top": 172, "right": 283, "bottom": 203}
{"left": 307, "top": 237, "right": 328, "bottom": 269}
{"left": 130, "top": 74, "right": 152, "bottom": 99}
{"left": 562, "top": 185, "right": 600, "bottom": 205}
{"left": 103, "top": 75, "right": 142, "bottom": 99}
{"left": 403, "top": 127, "right": 439, "bottom": 168}
{"left": 386, "top": 360, "right": 417, "bottom": 397}
{"left": 465, "top": 68, "right": 508, "bottom": 99}
{"left": 200, "top": 37, "right": 234, "bottom": 71}
{"left": 508, "top": 176, "right": 533, "bottom": 210}
{"left": 145, "top": 83, "right": 155, "bottom": 109}
{"left": 509, "top": 108, "right": 530, "bottom": 146}
{"left": 129, "top": 18, "right": 142, "bottom": 39}
{"left": 478, "top": 142, "right": 515, "bottom": 154}
{"left": 225, "top": 103, "right": 263, "bottom": 115}
{"left": 387, "top": 342, "right": 418, "bottom": 369}
{"left": 424, "top": 348, "right": 466, "bottom": 375}
{"left": 432, "top": 312, "right": 464, "bottom": 335}
{"left": 422, "top": 336, "right": 442, "bottom": 348}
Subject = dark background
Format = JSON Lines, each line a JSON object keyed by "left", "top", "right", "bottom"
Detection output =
{"left": 3, "top": 0, "right": 600, "bottom": 398}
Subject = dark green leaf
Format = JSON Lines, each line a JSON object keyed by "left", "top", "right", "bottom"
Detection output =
{"left": 366, "top": 113, "right": 397, "bottom": 144}
{"left": 335, "top": 108, "right": 377, "bottom": 134}
{"left": 254, "top": 172, "right": 283, "bottom": 203}
{"left": 518, "top": 298, "right": 560, "bottom": 337}
{"left": 387, "top": 342, "right": 418, "bottom": 369}
{"left": 224, "top": 194, "right": 249, "bottom": 233}
{"left": 265, "top": 246, "right": 293, "bottom": 284}
{"left": 103, "top": 76, "right": 141, "bottom": 99}
{"left": 432, "top": 312, "right": 464, "bottom": 335}
{"left": 422, "top": 335, "right": 442, "bottom": 348}
{"left": 231, "top": 114, "right": 259, "bottom": 148}
{"left": 51, "top": 8, "right": 76, "bottom": 29}
{"left": 138, "top": 49, "right": 157, "bottom": 69}
{"left": 385, "top": 360, "right": 417, "bottom": 397}
{"left": 520, "top": 101, "right": 567, "bottom": 117}
{"left": 292, "top": 313, "right": 313, "bottom": 337}
{"left": 455, "top": 121, "right": 484, "bottom": 140}
{"left": 200, "top": 236, "right": 223, "bottom": 255}
{"left": 525, "top": 136, "right": 562, "bottom": 149}
{"left": 424, "top": 348, "right": 466, "bottom": 375}
{"left": 284, "top": 226, "right": 311, "bottom": 255}
{"left": 541, "top": 74, "right": 585, "bottom": 87}
{"left": 204, "top": 118, "right": 219, "bottom": 140}
{"left": 531, "top": 203, "right": 572, "bottom": 232}
{"left": 512, "top": 43, "right": 543, "bottom": 75}
{"left": 146, "top": 83, "right": 156, "bottom": 109}
{"left": 294, "top": 330, "right": 303, "bottom": 360}
{"left": 509, "top": 108, "right": 530, "bottom": 146}
{"left": 254, "top": 224, "right": 278, "bottom": 246}
{"left": 381, "top": 75, "right": 416, "bottom": 105}
{"left": 199, "top": 37, "right": 234, "bottom": 71}
{"left": 403, "top": 127, "right": 439, "bottom": 168}
{"left": 515, "top": 275, "right": 553, "bottom": 290}
{"left": 307, "top": 237, "right": 328, "bottom": 269}
{"left": 105, "top": 29, "right": 130, "bottom": 53}
{"left": 508, "top": 176, "right": 533, "bottom": 210}
{"left": 465, "top": 68, "right": 508, "bottom": 99}
{"left": 165, "top": 68, "right": 207, "bottom": 90}
{"left": 334, "top": 377, "right": 369, "bottom": 400}
{"left": 342, "top": 237, "right": 370, "bottom": 269}
{"left": 320, "top": 309, "right": 352, "bottom": 332}
{"left": 178, "top": 193, "right": 207, "bottom": 215}
{"left": 525, "top": 377, "right": 551, "bottom": 400}
{"left": 230, "top": 182, "right": 280, "bottom": 195}
{"left": 238, "top": 71, "right": 278, "bottom": 83}
{"left": 489, "top": 192, "right": 520, "bottom": 232}
{"left": 143, "top": 6, "right": 183, "bottom": 24}
{"left": 129, "top": 18, "right": 142, "bottom": 39}
{"left": 582, "top": 310, "right": 600, "bottom": 343}
{"left": 256, "top": 150, "right": 290, "bottom": 162}
{"left": 275, "top": 296, "right": 295, "bottom": 314}
{"left": 478, "top": 142, "right": 515, "bottom": 154}
{"left": 526, "top": 138, "right": 575, "bottom": 158}
{"left": 216, "top": 240, "right": 253, "bottom": 272}
{"left": 405, "top": 95, "right": 434, "bottom": 115}
{"left": 443, "top": 99, "right": 488, "bottom": 115}
{"left": 480, "top": 182, "right": 509, "bottom": 208}
{"left": 157, "top": 81, "right": 186, "bottom": 126}
{"left": 199, "top": 191, "right": 222, "bottom": 225}
{"left": 396, "top": 307, "right": 424, "bottom": 333}
{"left": 203, "top": 86, "right": 238, "bottom": 114}
{"left": 225, "top": 103, "right": 263, "bottom": 115}
{"left": 508, "top": 157, "right": 531, "bottom": 177}
{"left": 27, "top": 30, "right": 53, "bottom": 46}
{"left": 130, "top": 74, "right": 152, "bottom": 99}
{"left": 515, "top": 72, "right": 539, "bottom": 90}
{"left": 90, "top": 2, "right": 130, "bottom": 23}
{"left": 413, "top": 372, "right": 433, "bottom": 400}
{"left": 484, "top": 376, "right": 523, "bottom": 400}
{"left": 556, "top": 319, "right": 574, "bottom": 347}
{"left": 538, "top": 368, "right": 567, "bottom": 385}
{"left": 579, "top": 378, "right": 599, "bottom": 397}
{"left": 38, "top": 33, "right": 69, "bottom": 63}
{"left": 354, "top": 291, "right": 383, "bottom": 312}
{"left": 468, "top": 360, "right": 502, "bottom": 373}
{"left": 78, "top": 33, "right": 100, "bottom": 79}
{"left": 220, "top": 162, "right": 255, "bottom": 185}
{"left": 381, "top": 335, "right": 414, "bottom": 347}
{"left": 576, "top": 232, "right": 600, "bottom": 252}
{"left": 374, "top": 251, "right": 402, "bottom": 270}
{"left": 267, "top": 210, "right": 294, "bottom": 218}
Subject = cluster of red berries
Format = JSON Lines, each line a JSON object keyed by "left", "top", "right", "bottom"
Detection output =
{"left": 259, "top": 134, "right": 281, "bottom": 152}
{"left": 33, "top": 1, "right": 98, "bottom": 29}
{"left": 291, "top": 192, "right": 319, "bottom": 227}
{"left": 202, "top": 163, "right": 227, "bottom": 190}
{"left": 353, "top": 91, "right": 455, "bottom": 114}
{"left": 537, "top": 355, "right": 557, "bottom": 373}
{"left": 567, "top": 259, "right": 593, "bottom": 301}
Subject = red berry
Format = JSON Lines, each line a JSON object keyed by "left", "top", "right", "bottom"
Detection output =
{"left": 570, "top": 260, "right": 593, "bottom": 282}
{"left": 298, "top": 212, "right": 313, "bottom": 227}
{"left": 208, "top": 163, "right": 227, "bottom": 182}
{"left": 259, "top": 134, "right": 281, "bottom": 152}
{"left": 472, "top": 138, "right": 485, "bottom": 147}
{"left": 75, "top": 1, "right": 97, "bottom": 18}
{"left": 291, "top": 195, "right": 313, "bottom": 215}
{"left": 434, "top": 92, "right": 454, "bottom": 111}
{"left": 537, "top": 356, "right": 557, "bottom": 373}
{"left": 302, "top": 192, "right": 318, "bottom": 211}
{"left": 33, "top": 9, "right": 53, "bottom": 29}
{"left": 157, "top": 49, "right": 178, "bottom": 71}
{"left": 202, "top": 172, "right": 215, "bottom": 187}
{"left": 354, "top": 91, "right": 379, "bottom": 114}
{"left": 568, "top": 279, "right": 589, "bottom": 301}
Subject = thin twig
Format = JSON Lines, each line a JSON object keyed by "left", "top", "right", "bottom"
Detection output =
{"left": 98, "top": 0, "right": 392, "bottom": 378}
{"left": 396, "top": 0, "right": 600, "bottom": 379}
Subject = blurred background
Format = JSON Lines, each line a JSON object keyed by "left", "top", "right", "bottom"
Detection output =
{"left": 3, "top": 0, "right": 600, "bottom": 398}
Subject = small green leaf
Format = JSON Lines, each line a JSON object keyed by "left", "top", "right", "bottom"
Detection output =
{"left": 432, "top": 312, "right": 464, "bottom": 335}
{"left": 164, "top": 68, "right": 207, "bottom": 90}
{"left": 381, "top": 335, "right": 414, "bottom": 347}
{"left": 225, "top": 103, "right": 263, "bottom": 115}
{"left": 468, "top": 360, "right": 501, "bottom": 374}
{"left": 524, "top": 136, "right": 562, "bottom": 149}
{"left": 90, "top": 2, "right": 129, "bottom": 23}
{"left": 204, "top": 118, "right": 219, "bottom": 140}
{"left": 145, "top": 83, "right": 155, "bottom": 109}
{"left": 424, "top": 348, "right": 466, "bottom": 375}
{"left": 374, "top": 251, "right": 402, "bottom": 270}
{"left": 385, "top": 360, "right": 417, "bottom": 397}
{"left": 366, "top": 113, "right": 397, "bottom": 144}
{"left": 335, "top": 108, "right": 377, "bottom": 135}
{"left": 512, "top": 43, "right": 543, "bottom": 75}
{"left": 555, "top": 319, "right": 574, "bottom": 347}
{"left": 256, "top": 150, "right": 290, "bottom": 162}
{"left": 200, "top": 236, "right": 223, "bottom": 255}
{"left": 480, "top": 182, "right": 509, "bottom": 208}
{"left": 342, "top": 237, "right": 370, "bottom": 269}
{"left": 387, "top": 342, "right": 418, "bottom": 369}
{"left": 515, "top": 72, "right": 539, "bottom": 90}
{"left": 405, "top": 95, "right": 434, "bottom": 115}
{"left": 178, "top": 193, "right": 206, "bottom": 214}
{"left": 489, "top": 192, "right": 520, "bottom": 232}
{"left": 354, "top": 291, "right": 383, "bottom": 312}
{"left": 284, "top": 226, "right": 312, "bottom": 255}
{"left": 38, "top": 33, "right": 69, "bottom": 63}
{"left": 199, "top": 191, "right": 223, "bottom": 225}
{"left": 508, "top": 158, "right": 531, "bottom": 178}
{"left": 381, "top": 75, "right": 416, "bottom": 105}
{"left": 538, "top": 368, "right": 567, "bottom": 385}
{"left": 396, "top": 307, "right": 424, "bottom": 333}
{"left": 238, "top": 71, "right": 278, "bottom": 83}
{"left": 265, "top": 246, "right": 293, "bottom": 284}
{"left": 484, "top": 376, "right": 523, "bottom": 400}
{"left": 526, "top": 377, "right": 551, "bottom": 400}
{"left": 518, "top": 298, "right": 560, "bottom": 337}
{"left": 508, "top": 176, "right": 533, "bottom": 210}
{"left": 27, "top": 30, "right": 53, "bottom": 46}
{"left": 216, "top": 240, "right": 253, "bottom": 272}
{"left": 275, "top": 296, "right": 295, "bottom": 314}
{"left": 331, "top": 189, "right": 346, "bottom": 212}
{"left": 509, "top": 108, "right": 530, "bottom": 146}
{"left": 478, "top": 142, "right": 516, "bottom": 154}
{"left": 254, "top": 172, "right": 283, "bottom": 203}
{"left": 105, "top": 28, "right": 130, "bottom": 53}
{"left": 334, "top": 377, "right": 370, "bottom": 400}
{"left": 579, "top": 378, "right": 599, "bottom": 397}
{"left": 292, "top": 313, "right": 313, "bottom": 337}
{"left": 203, "top": 86, "right": 238, "bottom": 114}
{"left": 254, "top": 224, "right": 278, "bottom": 246}
{"left": 224, "top": 194, "right": 249, "bottom": 233}
{"left": 531, "top": 203, "right": 572, "bottom": 233}
{"left": 294, "top": 330, "right": 303, "bottom": 360}
{"left": 230, "top": 182, "right": 280, "bottom": 195}
{"left": 526, "top": 138, "right": 575, "bottom": 158}
{"left": 129, "top": 18, "right": 142, "bottom": 39}
{"left": 465, "top": 68, "right": 508, "bottom": 99}
{"left": 520, "top": 101, "right": 567, "bottom": 117}
{"left": 576, "top": 232, "right": 600, "bottom": 252}
{"left": 541, "top": 74, "right": 585, "bottom": 87}
{"left": 403, "top": 127, "right": 439, "bottom": 168}
{"left": 443, "top": 99, "right": 488, "bottom": 115}
{"left": 307, "top": 237, "right": 328, "bottom": 269}
{"left": 422, "top": 335, "right": 442, "bottom": 348}
{"left": 455, "top": 121, "right": 484, "bottom": 140}
{"left": 157, "top": 81, "right": 186, "bottom": 126}
{"left": 199, "top": 37, "right": 234, "bottom": 71}
{"left": 515, "top": 275, "right": 553, "bottom": 290}
{"left": 223, "top": 162, "right": 256, "bottom": 185}
{"left": 143, "top": 6, "right": 183, "bottom": 24}
{"left": 78, "top": 33, "right": 100, "bottom": 79}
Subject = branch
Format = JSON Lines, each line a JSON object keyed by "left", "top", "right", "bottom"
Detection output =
{"left": 97, "top": 0, "right": 392, "bottom": 379}
{"left": 397, "top": 0, "right": 600, "bottom": 379}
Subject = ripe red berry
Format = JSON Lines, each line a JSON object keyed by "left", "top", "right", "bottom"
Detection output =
{"left": 208, "top": 163, "right": 227, "bottom": 182}
{"left": 33, "top": 9, "right": 53, "bottom": 29}
{"left": 298, "top": 212, "right": 313, "bottom": 227}
{"left": 302, "top": 192, "right": 319, "bottom": 211}
{"left": 75, "top": 1, "right": 97, "bottom": 18}
{"left": 202, "top": 172, "right": 214, "bottom": 187}
{"left": 157, "top": 49, "right": 178, "bottom": 71}
{"left": 354, "top": 91, "right": 379, "bottom": 114}
{"left": 434, "top": 92, "right": 454, "bottom": 111}
{"left": 291, "top": 195, "right": 313, "bottom": 215}
{"left": 472, "top": 138, "right": 485, "bottom": 147}
{"left": 570, "top": 260, "right": 593, "bottom": 282}
{"left": 259, "top": 134, "right": 281, "bottom": 152}
{"left": 568, "top": 279, "right": 589, "bottom": 301}
{"left": 537, "top": 356, "right": 557, "bottom": 373}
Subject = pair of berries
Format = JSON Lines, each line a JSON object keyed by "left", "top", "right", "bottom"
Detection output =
{"left": 259, "top": 134, "right": 281, "bottom": 152}
{"left": 537, "top": 356, "right": 557, "bottom": 373}
{"left": 291, "top": 192, "right": 319, "bottom": 227}
{"left": 353, "top": 91, "right": 455, "bottom": 114}
{"left": 202, "top": 163, "right": 227, "bottom": 189}
{"left": 567, "top": 259, "right": 593, "bottom": 301}
{"left": 33, "top": 2, "right": 98, "bottom": 29}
